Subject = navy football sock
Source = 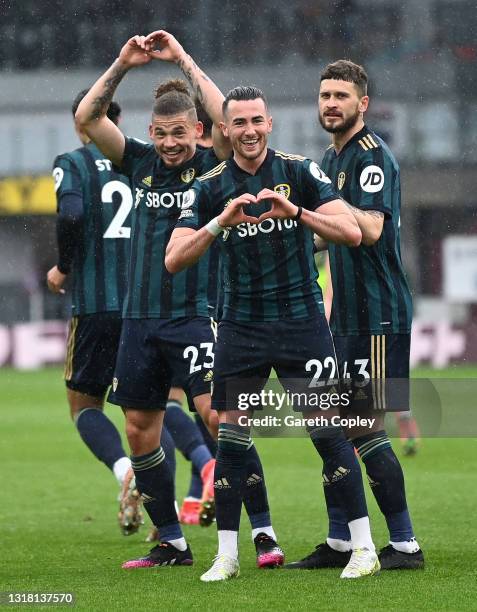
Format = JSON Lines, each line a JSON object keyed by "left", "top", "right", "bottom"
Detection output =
{"left": 187, "top": 466, "right": 203, "bottom": 500}
{"left": 194, "top": 413, "right": 217, "bottom": 456}
{"left": 131, "top": 446, "right": 182, "bottom": 540}
{"left": 215, "top": 423, "right": 249, "bottom": 532}
{"left": 164, "top": 402, "right": 212, "bottom": 472}
{"left": 243, "top": 442, "right": 271, "bottom": 528}
{"left": 160, "top": 425, "right": 176, "bottom": 485}
{"left": 75, "top": 407, "right": 126, "bottom": 470}
{"left": 354, "top": 430, "right": 414, "bottom": 541}
{"left": 308, "top": 426, "right": 368, "bottom": 523}
{"left": 323, "top": 468, "right": 352, "bottom": 541}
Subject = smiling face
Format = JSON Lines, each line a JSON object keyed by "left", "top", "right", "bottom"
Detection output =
{"left": 149, "top": 111, "right": 202, "bottom": 167}
{"left": 318, "top": 79, "right": 368, "bottom": 135}
{"left": 221, "top": 98, "right": 272, "bottom": 169}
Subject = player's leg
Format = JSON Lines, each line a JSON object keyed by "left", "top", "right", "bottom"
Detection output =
{"left": 395, "top": 411, "right": 420, "bottom": 455}
{"left": 65, "top": 314, "right": 134, "bottom": 533}
{"left": 108, "top": 319, "right": 192, "bottom": 568}
{"left": 163, "top": 386, "right": 215, "bottom": 525}
{"left": 349, "top": 335, "right": 423, "bottom": 569}
{"left": 277, "top": 315, "right": 378, "bottom": 578}
{"left": 200, "top": 320, "right": 281, "bottom": 581}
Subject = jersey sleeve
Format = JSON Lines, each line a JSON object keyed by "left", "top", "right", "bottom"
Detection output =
{"left": 52, "top": 154, "right": 82, "bottom": 208}
{"left": 116, "top": 137, "right": 153, "bottom": 177}
{"left": 353, "top": 147, "right": 394, "bottom": 217}
{"left": 175, "top": 180, "right": 212, "bottom": 230}
{"left": 298, "top": 159, "right": 339, "bottom": 211}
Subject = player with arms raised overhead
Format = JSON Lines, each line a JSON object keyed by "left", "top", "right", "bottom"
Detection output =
{"left": 75, "top": 31, "right": 276, "bottom": 570}
{"left": 285, "top": 60, "right": 423, "bottom": 571}
{"left": 166, "top": 86, "right": 380, "bottom": 581}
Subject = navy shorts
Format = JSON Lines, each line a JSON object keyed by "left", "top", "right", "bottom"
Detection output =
{"left": 108, "top": 317, "right": 215, "bottom": 411}
{"left": 64, "top": 313, "right": 122, "bottom": 397}
{"left": 212, "top": 314, "right": 338, "bottom": 411}
{"left": 334, "top": 333, "right": 410, "bottom": 413}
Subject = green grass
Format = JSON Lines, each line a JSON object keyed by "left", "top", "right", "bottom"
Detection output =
{"left": 1, "top": 367, "right": 476, "bottom": 611}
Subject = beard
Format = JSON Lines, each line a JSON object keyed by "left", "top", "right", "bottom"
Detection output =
{"left": 319, "top": 108, "right": 360, "bottom": 134}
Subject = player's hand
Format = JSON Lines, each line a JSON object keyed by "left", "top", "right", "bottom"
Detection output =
{"left": 143, "top": 30, "right": 185, "bottom": 64}
{"left": 47, "top": 266, "right": 66, "bottom": 295}
{"left": 256, "top": 188, "right": 298, "bottom": 221}
{"left": 217, "top": 194, "right": 260, "bottom": 227}
{"left": 118, "top": 35, "right": 154, "bottom": 68}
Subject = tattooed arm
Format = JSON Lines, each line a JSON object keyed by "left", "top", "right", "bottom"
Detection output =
{"left": 344, "top": 202, "right": 384, "bottom": 245}
{"left": 144, "top": 30, "right": 232, "bottom": 161}
{"left": 75, "top": 35, "right": 153, "bottom": 166}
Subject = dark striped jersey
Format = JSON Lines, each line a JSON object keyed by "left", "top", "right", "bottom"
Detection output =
{"left": 118, "top": 139, "right": 220, "bottom": 319}
{"left": 321, "top": 126, "right": 413, "bottom": 335}
{"left": 53, "top": 143, "right": 131, "bottom": 315}
{"left": 176, "top": 149, "right": 338, "bottom": 322}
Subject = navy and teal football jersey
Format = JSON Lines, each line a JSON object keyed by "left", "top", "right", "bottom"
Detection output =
{"left": 118, "top": 139, "right": 219, "bottom": 319}
{"left": 53, "top": 143, "right": 131, "bottom": 315}
{"left": 321, "top": 126, "right": 413, "bottom": 335}
{"left": 176, "top": 149, "right": 338, "bottom": 322}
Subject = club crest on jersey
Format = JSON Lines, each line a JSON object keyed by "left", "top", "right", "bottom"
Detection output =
{"left": 274, "top": 184, "right": 291, "bottom": 199}
{"left": 338, "top": 171, "right": 346, "bottom": 190}
{"left": 181, "top": 168, "right": 196, "bottom": 183}
{"left": 142, "top": 175, "right": 152, "bottom": 187}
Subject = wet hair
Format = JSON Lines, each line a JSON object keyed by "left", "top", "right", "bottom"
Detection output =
{"left": 194, "top": 98, "right": 212, "bottom": 139}
{"left": 71, "top": 88, "right": 121, "bottom": 125}
{"left": 153, "top": 79, "right": 197, "bottom": 120}
{"left": 222, "top": 86, "right": 269, "bottom": 116}
{"left": 320, "top": 60, "right": 368, "bottom": 97}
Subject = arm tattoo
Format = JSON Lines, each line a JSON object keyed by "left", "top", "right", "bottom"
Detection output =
{"left": 89, "top": 64, "right": 127, "bottom": 121}
{"left": 178, "top": 55, "right": 209, "bottom": 103}
{"left": 345, "top": 202, "right": 384, "bottom": 220}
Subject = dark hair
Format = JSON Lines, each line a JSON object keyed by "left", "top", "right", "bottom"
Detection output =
{"left": 194, "top": 98, "right": 212, "bottom": 138}
{"left": 222, "top": 86, "right": 268, "bottom": 116}
{"left": 320, "top": 60, "right": 368, "bottom": 97}
{"left": 71, "top": 88, "right": 121, "bottom": 125}
{"left": 153, "top": 79, "right": 196, "bottom": 119}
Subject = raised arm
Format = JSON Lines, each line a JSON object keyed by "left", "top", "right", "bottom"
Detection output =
{"left": 75, "top": 35, "right": 153, "bottom": 166}
{"left": 256, "top": 188, "right": 361, "bottom": 247}
{"left": 144, "top": 30, "right": 231, "bottom": 160}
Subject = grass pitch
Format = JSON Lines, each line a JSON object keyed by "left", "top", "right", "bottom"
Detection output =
{"left": 1, "top": 367, "right": 476, "bottom": 611}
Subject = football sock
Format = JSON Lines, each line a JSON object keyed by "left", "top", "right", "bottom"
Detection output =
{"left": 389, "top": 537, "right": 420, "bottom": 553}
{"left": 75, "top": 407, "right": 126, "bottom": 470}
{"left": 252, "top": 526, "right": 277, "bottom": 541}
{"left": 131, "top": 446, "right": 182, "bottom": 541}
{"left": 327, "top": 537, "right": 352, "bottom": 552}
{"left": 323, "top": 467, "right": 352, "bottom": 541}
{"left": 353, "top": 430, "right": 415, "bottom": 543}
{"left": 186, "top": 415, "right": 218, "bottom": 499}
{"left": 308, "top": 426, "right": 369, "bottom": 526}
{"left": 215, "top": 423, "right": 249, "bottom": 532}
{"left": 218, "top": 530, "right": 239, "bottom": 559}
{"left": 164, "top": 401, "right": 210, "bottom": 466}
{"left": 113, "top": 456, "right": 131, "bottom": 486}
{"left": 160, "top": 425, "right": 176, "bottom": 483}
{"left": 243, "top": 442, "right": 272, "bottom": 529}
{"left": 348, "top": 517, "right": 375, "bottom": 551}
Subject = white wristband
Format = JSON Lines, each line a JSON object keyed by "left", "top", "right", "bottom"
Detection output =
{"left": 205, "top": 217, "right": 224, "bottom": 237}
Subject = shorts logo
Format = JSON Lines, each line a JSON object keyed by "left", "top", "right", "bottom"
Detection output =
{"left": 181, "top": 168, "right": 195, "bottom": 183}
{"left": 338, "top": 171, "right": 346, "bottom": 190}
{"left": 203, "top": 369, "right": 213, "bottom": 382}
{"left": 142, "top": 175, "right": 152, "bottom": 187}
{"left": 274, "top": 183, "right": 290, "bottom": 199}
{"left": 52, "top": 167, "right": 64, "bottom": 192}
{"left": 214, "top": 478, "right": 231, "bottom": 490}
{"left": 360, "top": 165, "right": 384, "bottom": 193}
{"left": 309, "top": 161, "right": 332, "bottom": 184}
{"left": 112, "top": 377, "right": 118, "bottom": 392}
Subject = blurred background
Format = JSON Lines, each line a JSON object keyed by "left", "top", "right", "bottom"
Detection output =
{"left": 0, "top": 0, "right": 476, "bottom": 369}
